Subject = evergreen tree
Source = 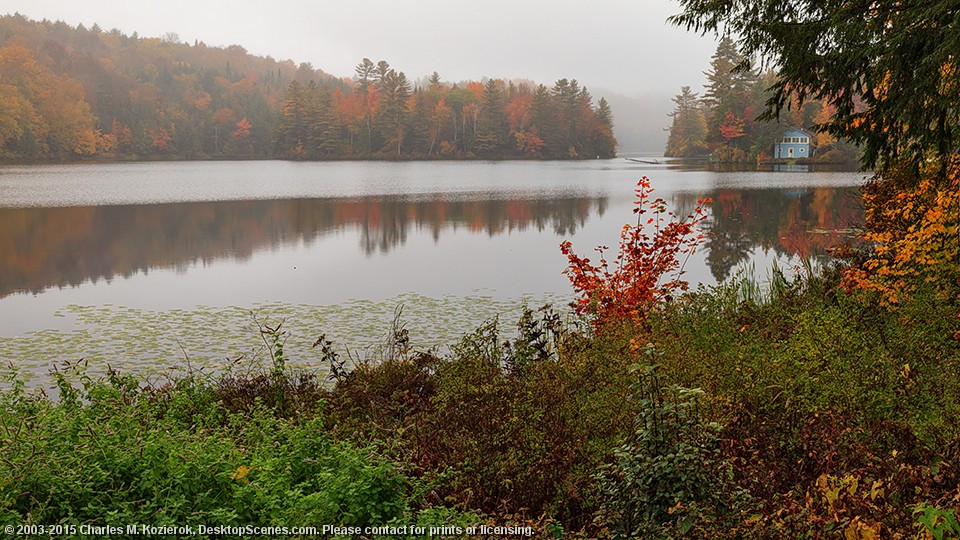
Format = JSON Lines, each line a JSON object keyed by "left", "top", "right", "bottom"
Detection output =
{"left": 665, "top": 86, "right": 708, "bottom": 157}
{"left": 408, "top": 90, "right": 434, "bottom": 155}
{"left": 354, "top": 58, "right": 377, "bottom": 152}
{"left": 702, "top": 37, "right": 757, "bottom": 152}
{"left": 428, "top": 71, "right": 441, "bottom": 91}
{"left": 574, "top": 86, "right": 595, "bottom": 156}
{"left": 374, "top": 60, "right": 391, "bottom": 84}
{"left": 596, "top": 96, "right": 614, "bottom": 128}
{"left": 531, "top": 84, "right": 559, "bottom": 158}
{"left": 593, "top": 97, "right": 617, "bottom": 158}
{"left": 309, "top": 83, "right": 339, "bottom": 157}
{"left": 275, "top": 80, "right": 307, "bottom": 157}
{"left": 552, "top": 78, "right": 583, "bottom": 157}
{"left": 376, "top": 69, "right": 410, "bottom": 156}
{"left": 475, "top": 78, "right": 509, "bottom": 158}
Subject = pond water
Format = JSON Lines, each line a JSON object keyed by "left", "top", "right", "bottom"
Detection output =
{"left": 0, "top": 159, "right": 867, "bottom": 385}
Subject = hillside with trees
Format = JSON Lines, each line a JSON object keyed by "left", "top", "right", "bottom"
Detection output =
{"left": 0, "top": 13, "right": 616, "bottom": 161}
{"left": 665, "top": 37, "right": 859, "bottom": 163}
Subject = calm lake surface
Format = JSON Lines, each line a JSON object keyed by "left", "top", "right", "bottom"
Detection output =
{"left": 0, "top": 160, "right": 867, "bottom": 385}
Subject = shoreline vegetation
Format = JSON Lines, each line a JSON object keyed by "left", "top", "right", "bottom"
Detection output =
{"left": 2, "top": 262, "right": 957, "bottom": 537}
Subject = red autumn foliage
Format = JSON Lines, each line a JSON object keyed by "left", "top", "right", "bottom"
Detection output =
{"left": 560, "top": 176, "right": 711, "bottom": 328}
{"left": 718, "top": 110, "right": 745, "bottom": 142}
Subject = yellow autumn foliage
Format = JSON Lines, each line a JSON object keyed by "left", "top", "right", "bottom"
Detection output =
{"left": 843, "top": 158, "right": 960, "bottom": 304}
{"left": 230, "top": 465, "right": 253, "bottom": 483}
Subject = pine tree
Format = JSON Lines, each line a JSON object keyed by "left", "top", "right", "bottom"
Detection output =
{"left": 665, "top": 86, "right": 707, "bottom": 157}
{"left": 408, "top": 90, "right": 434, "bottom": 155}
{"left": 428, "top": 71, "right": 441, "bottom": 91}
{"left": 531, "top": 84, "right": 559, "bottom": 158}
{"left": 309, "top": 84, "right": 339, "bottom": 157}
{"left": 376, "top": 69, "right": 410, "bottom": 157}
{"left": 593, "top": 97, "right": 617, "bottom": 158}
{"left": 475, "top": 78, "right": 509, "bottom": 158}
{"left": 354, "top": 58, "right": 377, "bottom": 152}
{"left": 702, "top": 37, "right": 757, "bottom": 151}
{"left": 275, "top": 80, "right": 307, "bottom": 157}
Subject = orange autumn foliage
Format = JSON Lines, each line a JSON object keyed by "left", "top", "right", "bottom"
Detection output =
{"left": 842, "top": 159, "right": 960, "bottom": 304}
{"left": 561, "top": 177, "right": 711, "bottom": 328}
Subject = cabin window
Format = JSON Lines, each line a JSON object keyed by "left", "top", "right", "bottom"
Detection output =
{"left": 781, "top": 134, "right": 810, "bottom": 144}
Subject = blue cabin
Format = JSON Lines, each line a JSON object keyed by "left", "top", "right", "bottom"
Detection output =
{"left": 774, "top": 127, "right": 813, "bottom": 159}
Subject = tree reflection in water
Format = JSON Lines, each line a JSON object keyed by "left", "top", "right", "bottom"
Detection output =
{"left": 0, "top": 195, "right": 608, "bottom": 298}
{"left": 671, "top": 187, "right": 863, "bottom": 282}
{"left": 0, "top": 185, "right": 863, "bottom": 300}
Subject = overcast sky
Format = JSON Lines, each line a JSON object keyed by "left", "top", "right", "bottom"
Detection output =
{"left": 0, "top": 0, "right": 719, "bottom": 97}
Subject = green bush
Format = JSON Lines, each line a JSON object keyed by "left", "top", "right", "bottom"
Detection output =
{"left": 596, "top": 348, "right": 748, "bottom": 539}
{"left": 653, "top": 273, "right": 960, "bottom": 451}
{"left": 0, "top": 367, "right": 472, "bottom": 536}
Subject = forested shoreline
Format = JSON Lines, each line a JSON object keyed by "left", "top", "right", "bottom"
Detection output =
{"left": 0, "top": 14, "right": 616, "bottom": 162}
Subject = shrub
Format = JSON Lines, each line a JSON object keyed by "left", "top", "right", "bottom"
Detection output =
{"left": 645, "top": 271, "right": 960, "bottom": 537}
{"left": 0, "top": 366, "right": 471, "bottom": 534}
{"left": 843, "top": 158, "right": 960, "bottom": 305}
{"left": 325, "top": 306, "right": 636, "bottom": 532}
{"left": 595, "top": 346, "right": 748, "bottom": 539}
{"left": 560, "top": 176, "right": 710, "bottom": 329}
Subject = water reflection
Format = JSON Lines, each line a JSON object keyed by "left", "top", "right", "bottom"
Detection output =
{"left": 0, "top": 184, "right": 864, "bottom": 301}
{"left": 355, "top": 196, "right": 608, "bottom": 254}
{"left": 674, "top": 187, "right": 863, "bottom": 281}
{"left": 0, "top": 195, "right": 608, "bottom": 298}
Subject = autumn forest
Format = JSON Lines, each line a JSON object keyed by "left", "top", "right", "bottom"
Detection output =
{"left": 0, "top": 14, "right": 617, "bottom": 161}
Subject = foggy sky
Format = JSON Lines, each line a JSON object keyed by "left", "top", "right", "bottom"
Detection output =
{"left": 0, "top": 0, "right": 722, "bottom": 152}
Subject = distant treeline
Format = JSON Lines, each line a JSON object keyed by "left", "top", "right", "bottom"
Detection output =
{"left": 0, "top": 14, "right": 616, "bottom": 161}
{"left": 277, "top": 62, "right": 616, "bottom": 160}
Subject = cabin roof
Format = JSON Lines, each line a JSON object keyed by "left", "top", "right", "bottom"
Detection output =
{"left": 781, "top": 126, "right": 814, "bottom": 137}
